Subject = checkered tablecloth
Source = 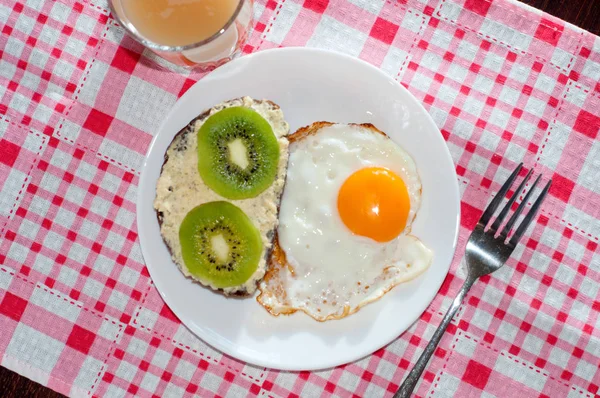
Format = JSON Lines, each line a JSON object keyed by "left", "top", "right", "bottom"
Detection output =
{"left": 1, "top": 0, "right": 600, "bottom": 396}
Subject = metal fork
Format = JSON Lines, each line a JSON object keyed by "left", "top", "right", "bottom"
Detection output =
{"left": 394, "top": 163, "right": 552, "bottom": 398}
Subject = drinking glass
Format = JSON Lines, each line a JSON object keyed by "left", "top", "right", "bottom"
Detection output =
{"left": 109, "top": 0, "right": 253, "bottom": 70}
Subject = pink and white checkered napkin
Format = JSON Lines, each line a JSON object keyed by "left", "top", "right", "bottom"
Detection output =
{"left": 1, "top": 0, "right": 599, "bottom": 396}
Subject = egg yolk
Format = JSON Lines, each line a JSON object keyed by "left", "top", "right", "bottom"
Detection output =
{"left": 337, "top": 167, "right": 410, "bottom": 243}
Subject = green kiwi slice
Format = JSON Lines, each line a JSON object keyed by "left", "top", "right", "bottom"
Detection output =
{"left": 197, "top": 106, "right": 280, "bottom": 199}
{"left": 179, "top": 201, "right": 263, "bottom": 289}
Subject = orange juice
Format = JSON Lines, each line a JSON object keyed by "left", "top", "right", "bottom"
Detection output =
{"left": 122, "top": 0, "right": 239, "bottom": 47}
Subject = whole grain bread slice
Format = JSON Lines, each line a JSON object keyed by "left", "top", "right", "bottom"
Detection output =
{"left": 155, "top": 97, "right": 289, "bottom": 297}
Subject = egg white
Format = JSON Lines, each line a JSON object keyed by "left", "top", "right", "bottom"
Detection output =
{"left": 258, "top": 123, "right": 433, "bottom": 321}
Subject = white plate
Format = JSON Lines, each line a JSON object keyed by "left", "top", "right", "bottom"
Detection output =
{"left": 137, "top": 48, "right": 460, "bottom": 371}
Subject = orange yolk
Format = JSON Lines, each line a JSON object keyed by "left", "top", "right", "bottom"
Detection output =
{"left": 337, "top": 167, "right": 410, "bottom": 243}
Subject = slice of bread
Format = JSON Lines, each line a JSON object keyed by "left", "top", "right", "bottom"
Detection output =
{"left": 155, "top": 97, "right": 290, "bottom": 296}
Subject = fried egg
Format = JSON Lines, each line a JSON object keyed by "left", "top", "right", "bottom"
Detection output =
{"left": 257, "top": 122, "right": 433, "bottom": 321}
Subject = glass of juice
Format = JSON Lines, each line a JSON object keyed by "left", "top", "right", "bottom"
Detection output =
{"left": 109, "top": 0, "right": 253, "bottom": 70}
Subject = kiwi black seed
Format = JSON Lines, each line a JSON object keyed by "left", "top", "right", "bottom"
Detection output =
{"left": 179, "top": 201, "right": 262, "bottom": 288}
{"left": 197, "top": 106, "right": 279, "bottom": 199}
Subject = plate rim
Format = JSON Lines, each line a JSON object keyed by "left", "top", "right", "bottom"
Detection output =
{"left": 137, "top": 47, "right": 461, "bottom": 371}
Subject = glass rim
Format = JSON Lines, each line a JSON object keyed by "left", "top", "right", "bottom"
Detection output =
{"left": 108, "top": 0, "right": 246, "bottom": 53}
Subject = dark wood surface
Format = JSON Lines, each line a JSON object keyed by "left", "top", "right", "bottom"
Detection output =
{"left": 1, "top": 1, "right": 598, "bottom": 397}
{"left": 0, "top": 366, "right": 63, "bottom": 398}
{"left": 521, "top": 0, "right": 600, "bottom": 35}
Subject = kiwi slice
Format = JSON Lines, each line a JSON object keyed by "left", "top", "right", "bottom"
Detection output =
{"left": 197, "top": 107, "right": 280, "bottom": 199}
{"left": 179, "top": 201, "right": 263, "bottom": 289}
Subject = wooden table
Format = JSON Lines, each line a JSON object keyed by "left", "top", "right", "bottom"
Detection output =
{"left": 0, "top": 1, "right": 598, "bottom": 397}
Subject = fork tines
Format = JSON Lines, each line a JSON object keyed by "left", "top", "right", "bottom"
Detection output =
{"left": 478, "top": 163, "right": 552, "bottom": 246}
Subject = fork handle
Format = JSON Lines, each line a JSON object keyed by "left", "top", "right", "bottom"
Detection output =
{"left": 394, "top": 275, "right": 478, "bottom": 398}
